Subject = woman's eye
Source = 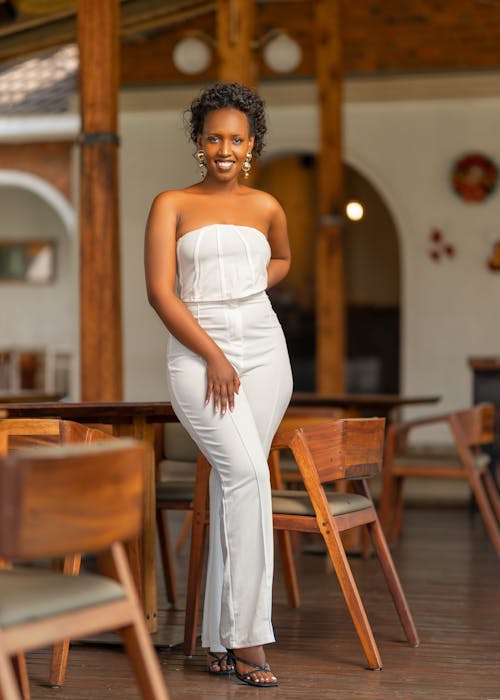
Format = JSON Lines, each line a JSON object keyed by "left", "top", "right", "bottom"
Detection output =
{"left": 233, "top": 138, "right": 242, "bottom": 144}
{"left": 207, "top": 136, "right": 219, "bottom": 143}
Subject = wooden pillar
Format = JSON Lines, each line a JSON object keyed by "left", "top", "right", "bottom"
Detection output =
{"left": 216, "top": 0, "right": 257, "bottom": 85}
{"left": 78, "top": 0, "right": 123, "bottom": 401}
{"left": 314, "top": 0, "right": 345, "bottom": 393}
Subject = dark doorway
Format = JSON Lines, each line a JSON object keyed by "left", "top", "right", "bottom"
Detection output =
{"left": 256, "top": 155, "right": 400, "bottom": 394}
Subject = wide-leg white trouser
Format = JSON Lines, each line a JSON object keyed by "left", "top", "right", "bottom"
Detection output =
{"left": 166, "top": 291, "right": 293, "bottom": 651}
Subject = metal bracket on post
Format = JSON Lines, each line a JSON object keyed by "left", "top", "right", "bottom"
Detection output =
{"left": 79, "top": 132, "right": 121, "bottom": 145}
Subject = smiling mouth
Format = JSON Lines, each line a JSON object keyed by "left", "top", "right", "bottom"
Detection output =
{"left": 215, "top": 160, "right": 235, "bottom": 170}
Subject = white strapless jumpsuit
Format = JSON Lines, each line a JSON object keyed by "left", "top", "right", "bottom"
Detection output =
{"left": 166, "top": 224, "right": 293, "bottom": 651}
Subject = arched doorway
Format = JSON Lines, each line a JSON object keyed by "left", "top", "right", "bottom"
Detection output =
{"left": 343, "top": 164, "right": 400, "bottom": 393}
{"left": 0, "top": 170, "right": 77, "bottom": 397}
{"left": 255, "top": 155, "right": 400, "bottom": 393}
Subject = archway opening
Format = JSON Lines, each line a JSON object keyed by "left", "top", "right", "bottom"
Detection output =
{"left": 0, "top": 176, "right": 76, "bottom": 397}
{"left": 256, "top": 155, "right": 400, "bottom": 393}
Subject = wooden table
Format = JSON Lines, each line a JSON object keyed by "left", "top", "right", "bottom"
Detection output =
{"left": 0, "top": 401, "right": 178, "bottom": 633}
{"left": 0, "top": 391, "right": 64, "bottom": 403}
{"left": 290, "top": 392, "right": 441, "bottom": 419}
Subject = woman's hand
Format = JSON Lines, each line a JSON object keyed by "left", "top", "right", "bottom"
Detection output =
{"left": 205, "top": 351, "right": 240, "bottom": 415}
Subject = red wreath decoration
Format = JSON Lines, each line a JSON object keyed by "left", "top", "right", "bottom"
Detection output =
{"left": 451, "top": 153, "right": 498, "bottom": 203}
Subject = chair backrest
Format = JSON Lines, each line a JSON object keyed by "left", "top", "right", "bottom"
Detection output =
{"left": 0, "top": 439, "right": 146, "bottom": 560}
{"left": 0, "top": 418, "right": 114, "bottom": 455}
{"left": 274, "top": 417, "right": 386, "bottom": 484}
{"left": 277, "top": 407, "right": 344, "bottom": 434}
{"left": 451, "top": 403, "right": 495, "bottom": 447}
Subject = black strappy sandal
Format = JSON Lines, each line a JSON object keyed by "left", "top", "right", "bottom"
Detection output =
{"left": 207, "top": 651, "right": 234, "bottom": 676}
{"left": 228, "top": 650, "right": 279, "bottom": 687}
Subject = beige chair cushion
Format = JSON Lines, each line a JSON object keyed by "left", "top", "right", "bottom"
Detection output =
{"left": 156, "top": 482, "right": 194, "bottom": 505}
{"left": 272, "top": 490, "right": 372, "bottom": 517}
{"left": 0, "top": 567, "right": 125, "bottom": 627}
{"left": 163, "top": 423, "right": 198, "bottom": 462}
{"left": 158, "top": 458, "right": 196, "bottom": 483}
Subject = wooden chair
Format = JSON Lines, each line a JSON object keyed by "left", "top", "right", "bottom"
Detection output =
{"left": 0, "top": 418, "right": 116, "bottom": 692}
{"left": 183, "top": 417, "right": 419, "bottom": 670}
{"left": 379, "top": 403, "right": 500, "bottom": 555}
{"left": 0, "top": 439, "right": 169, "bottom": 700}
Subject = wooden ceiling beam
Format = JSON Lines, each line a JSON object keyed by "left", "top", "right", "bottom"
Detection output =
{"left": 3, "top": 1, "right": 500, "bottom": 76}
{"left": 0, "top": 0, "right": 215, "bottom": 65}
{"left": 120, "top": 0, "right": 214, "bottom": 34}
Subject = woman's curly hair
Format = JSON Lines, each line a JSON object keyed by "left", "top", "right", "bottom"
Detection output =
{"left": 187, "top": 82, "right": 267, "bottom": 158}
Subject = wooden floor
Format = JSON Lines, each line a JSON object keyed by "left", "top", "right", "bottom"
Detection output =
{"left": 26, "top": 507, "right": 499, "bottom": 700}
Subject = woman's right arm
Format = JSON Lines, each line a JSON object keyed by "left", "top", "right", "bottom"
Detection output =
{"left": 144, "top": 192, "right": 240, "bottom": 413}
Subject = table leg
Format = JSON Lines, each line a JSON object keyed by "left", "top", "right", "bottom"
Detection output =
{"left": 115, "top": 419, "right": 158, "bottom": 633}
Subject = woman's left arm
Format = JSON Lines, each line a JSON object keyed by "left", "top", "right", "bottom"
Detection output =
{"left": 267, "top": 200, "right": 291, "bottom": 288}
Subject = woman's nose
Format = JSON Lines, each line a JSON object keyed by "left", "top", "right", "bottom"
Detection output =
{"left": 218, "top": 139, "right": 231, "bottom": 155}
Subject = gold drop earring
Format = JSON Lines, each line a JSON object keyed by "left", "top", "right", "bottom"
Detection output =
{"left": 242, "top": 151, "right": 252, "bottom": 178}
{"left": 196, "top": 150, "right": 206, "bottom": 175}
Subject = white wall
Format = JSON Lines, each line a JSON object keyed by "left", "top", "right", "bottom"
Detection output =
{"left": 0, "top": 186, "right": 74, "bottom": 347}
{"left": 119, "top": 109, "right": 196, "bottom": 400}
{"left": 344, "top": 98, "right": 500, "bottom": 434}
{"left": 118, "top": 84, "right": 500, "bottom": 443}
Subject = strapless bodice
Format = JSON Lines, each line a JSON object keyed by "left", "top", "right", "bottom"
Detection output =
{"left": 176, "top": 224, "right": 271, "bottom": 302}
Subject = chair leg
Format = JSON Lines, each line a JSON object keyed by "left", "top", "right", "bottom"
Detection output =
{"left": 379, "top": 426, "right": 396, "bottom": 535}
{"left": 12, "top": 653, "right": 30, "bottom": 700}
{"left": 156, "top": 509, "right": 178, "bottom": 607}
{"left": 469, "top": 472, "right": 500, "bottom": 556}
{"left": 120, "top": 621, "right": 170, "bottom": 700}
{"left": 322, "top": 524, "right": 383, "bottom": 669}
{"left": 0, "top": 648, "right": 23, "bottom": 700}
{"left": 48, "top": 553, "right": 81, "bottom": 687}
{"left": 276, "top": 530, "right": 300, "bottom": 608}
{"left": 389, "top": 476, "right": 405, "bottom": 545}
{"left": 175, "top": 512, "right": 193, "bottom": 553}
{"left": 482, "top": 470, "right": 500, "bottom": 522}
{"left": 184, "top": 454, "right": 210, "bottom": 656}
{"left": 183, "top": 511, "right": 208, "bottom": 655}
{"left": 355, "top": 480, "right": 419, "bottom": 646}
{"left": 368, "top": 517, "right": 420, "bottom": 645}
{"left": 103, "top": 544, "right": 170, "bottom": 700}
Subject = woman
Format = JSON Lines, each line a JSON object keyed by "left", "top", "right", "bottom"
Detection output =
{"left": 145, "top": 82, "right": 293, "bottom": 688}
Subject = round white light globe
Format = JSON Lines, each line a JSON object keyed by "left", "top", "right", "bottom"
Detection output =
{"left": 262, "top": 33, "right": 302, "bottom": 74}
{"left": 172, "top": 37, "right": 212, "bottom": 75}
{"left": 346, "top": 200, "right": 364, "bottom": 221}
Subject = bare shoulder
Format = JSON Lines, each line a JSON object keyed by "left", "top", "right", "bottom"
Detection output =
{"left": 150, "top": 189, "right": 183, "bottom": 211}
{"left": 245, "top": 187, "right": 285, "bottom": 218}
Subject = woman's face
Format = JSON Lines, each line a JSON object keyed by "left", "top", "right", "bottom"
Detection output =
{"left": 197, "top": 108, "right": 255, "bottom": 182}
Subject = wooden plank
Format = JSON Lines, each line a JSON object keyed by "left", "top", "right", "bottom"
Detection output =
{"left": 314, "top": 0, "right": 345, "bottom": 393}
{"left": 216, "top": 0, "right": 256, "bottom": 85}
{"left": 78, "top": 0, "right": 123, "bottom": 401}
